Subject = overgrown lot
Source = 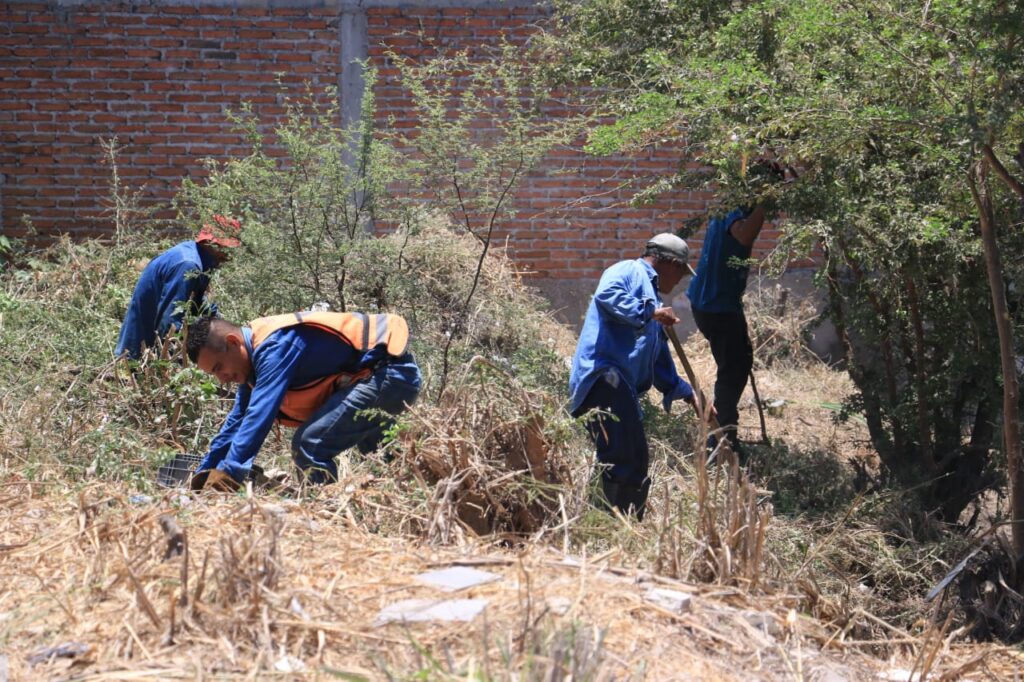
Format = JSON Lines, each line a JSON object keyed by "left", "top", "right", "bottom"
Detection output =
{"left": 3, "top": 35, "right": 1023, "bottom": 676}
{"left": 2, "top": 226, "right": 1020, "bottom": 678}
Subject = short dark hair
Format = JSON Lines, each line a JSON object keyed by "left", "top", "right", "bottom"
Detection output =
{"left": 186, "top": 316, "right": 231, "bottom": 363}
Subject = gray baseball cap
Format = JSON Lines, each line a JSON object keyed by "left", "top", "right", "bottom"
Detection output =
{"left": 645, "top": 233, "right": 689, "bottom": 264}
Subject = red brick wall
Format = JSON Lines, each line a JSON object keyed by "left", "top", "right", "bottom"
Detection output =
{"left": 367, "top": 5, "right": 752, "bottom": 281}
{"left": 1, "top": 1, "right": 792, "bottom": 282}
{"left": 0, "top": 2, "right": 340, "bottom": 237}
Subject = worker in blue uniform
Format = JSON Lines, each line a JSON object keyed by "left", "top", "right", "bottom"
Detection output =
{"left": 115, "top": 215, "right": 242, "bottom": 359}
{"left": 569, "top": 233, "right": 697, "bottom": 520}
{"left": 185, "top": 311, "right": 421, "bottom": 491}
{"left": 686, "top": 203, "right": 766, "bottom": 456}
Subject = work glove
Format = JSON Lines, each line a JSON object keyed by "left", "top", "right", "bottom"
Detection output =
{"left": 189, "top": 468, "right": 241, "bottom": 492}
{"left": 204, "top": 469, "right": 241, "bottom": 492}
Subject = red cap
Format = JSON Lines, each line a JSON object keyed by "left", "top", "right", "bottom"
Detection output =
{"left": 196, "top": 214, "right": 242, "bottom": 248}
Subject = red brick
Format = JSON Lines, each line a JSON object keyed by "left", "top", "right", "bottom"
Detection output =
{"left": 12, "top": 23, "right": 48, "bottom": 33}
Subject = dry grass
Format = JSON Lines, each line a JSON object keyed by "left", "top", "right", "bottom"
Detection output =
{"left": 5, "top": 225, "right": 1022, "bottom": 678}
{"left": 6, "top": 477, "right": 1021, "bottom": 680}
{"left": 391, "top": 356, "right": 580, "bottom": 543}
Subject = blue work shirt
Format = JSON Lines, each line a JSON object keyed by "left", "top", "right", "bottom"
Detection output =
{"left": 115, "top": 241, "right": 218, "bottom": 358}
{"left": 569, "top": 258, "right": 693, "bottom": 415}
{"left": 686, "top": 208, "right": 753, "bottom": 314}
{"left": 197, "top": 325, "right": 420, "bottom": 482}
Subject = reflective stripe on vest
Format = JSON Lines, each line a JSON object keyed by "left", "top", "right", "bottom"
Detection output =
{"left": 248, "top": 310, "right": 410, "bottom": 427}
{"left": 250, "top": 311, "right": 409, "bottom": 357}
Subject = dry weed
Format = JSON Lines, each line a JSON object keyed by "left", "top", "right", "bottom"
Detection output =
{"left": 391, "top": 356, "right": 580, "bottom": 542}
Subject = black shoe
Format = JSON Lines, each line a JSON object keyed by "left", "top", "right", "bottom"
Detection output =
{"left": 707, "top": 432, "right": 749, "bottom": 467}
{"left": 599, "top": 475, "right": 651, "bottom": 521}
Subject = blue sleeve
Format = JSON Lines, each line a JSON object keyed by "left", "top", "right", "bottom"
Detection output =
{"left": 653, "top": 331, "right": 693, "bottom": 411}
{"left": 153, "top": 262, "right": 202, "bottom": 337}
{"left": 593, "top": 267, "right": 656, "bottom": 329}
{"left": 214, "top": 335, "right": 306, "bottom": 482}
{"left": 196, "top": 386, "right": 250, "bottom": 472}
{"left": 115, "top": 296, "right": 148, "bottom": 359}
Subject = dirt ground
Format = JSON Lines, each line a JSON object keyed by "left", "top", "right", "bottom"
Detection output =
{"left": 2, "top": 475, "right": 1022, "bottom": 681}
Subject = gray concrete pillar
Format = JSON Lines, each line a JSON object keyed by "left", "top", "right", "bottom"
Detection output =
{"left": 338, "top": 5, "right": 370, "bottom": 229}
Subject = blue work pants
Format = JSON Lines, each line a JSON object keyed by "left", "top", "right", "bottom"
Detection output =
{"left": 292, "top": 360, "right": 421, "bottom": 484}
{"left": 572, "top": 369, "right": 649, "bottom": 486}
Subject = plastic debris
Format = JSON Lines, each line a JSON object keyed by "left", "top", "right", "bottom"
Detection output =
{"left": 643, "top": 588, "right": 693, "bottom": 614}
{"left": 414, "top": 566, "right": 501, "bottom": 592}
{"left": 374, "top": 599, "right": 487, "bottom": 626}
{"left": 764, "top": 398, "right": 786, "bottom": 417}
{"left": 546, "top": 596, "right": 572, "bottom": 615}
{"left": 274, "top": 656, "right": 306, "bottom": 673}
{"left": 290, "top": 596, "right": 311, "bottom": 621}
{"left": 27, "top": 642, "right": 90, "bottom": 666}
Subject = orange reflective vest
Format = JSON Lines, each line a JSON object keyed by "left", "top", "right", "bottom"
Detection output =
{"left": 249, "top": 311, "right": 410, "bottom": 427}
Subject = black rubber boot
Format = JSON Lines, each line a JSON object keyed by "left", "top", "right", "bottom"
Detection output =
{"left": 599, "top": 475, "right": 651, "bottom": 521}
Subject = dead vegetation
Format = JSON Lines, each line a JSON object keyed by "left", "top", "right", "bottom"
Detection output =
{"left": 4, "top": 477, "right": 1022, "bottom": 680}
{"left": 4, "top": 227, "right": 1024, "bottom": 677}
{"left": 392, "top": 356, "right": 578, "bottom": 542}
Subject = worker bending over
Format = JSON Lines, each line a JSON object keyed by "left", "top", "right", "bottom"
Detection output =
{"left": 116, "top": 215, "right": 242, "bottom": 359}
{"left": 186, "top": 311, "right": 421, "bottom": 491}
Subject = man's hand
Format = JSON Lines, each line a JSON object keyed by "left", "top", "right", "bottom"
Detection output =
{"left": 652, "top": 306, "right": 680, "bottom": 327}
{"left": 688, "top": 396, "right": 718, "bottom": 423}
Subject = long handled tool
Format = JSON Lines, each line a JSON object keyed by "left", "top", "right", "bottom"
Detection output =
{"left": 667, "top": 324, "right": 771, "bottom": 446}
{"left": 747, "top": 368, "right": 771, "bottom": 445}
{"left": 665, "top": 326, "right": 719, "bottom": 430}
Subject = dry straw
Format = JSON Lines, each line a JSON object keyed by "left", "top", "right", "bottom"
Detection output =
{"left": 5, "top": 477, "right": 1019, "bottom": 679}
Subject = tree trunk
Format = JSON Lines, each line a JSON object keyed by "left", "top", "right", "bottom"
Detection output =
{"left": 969, "top": 162, "right": 1024, "bottom": 559}
{"left": 823, "top": 252, "right": 896, "bottom": 466}
{"left": 903, "top": 268, "right": 935, "bottom": 473}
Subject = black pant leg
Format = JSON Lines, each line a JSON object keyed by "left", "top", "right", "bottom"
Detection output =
{"left": 693, "top": 310, "right": 753, "bottom": 443}
{"left": 573, "top": 370, "right": 650, "bottom": 485}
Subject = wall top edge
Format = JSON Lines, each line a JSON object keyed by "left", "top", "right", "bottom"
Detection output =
{"left": 44, "top": 0, "right": 548, "bottom": 9}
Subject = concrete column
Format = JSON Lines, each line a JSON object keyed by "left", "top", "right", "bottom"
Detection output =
{"left": 338, "top": 5, "right": 368, "bottom": 144}
{"left": 338, "top": 4, "right": 370, "bottom": 229}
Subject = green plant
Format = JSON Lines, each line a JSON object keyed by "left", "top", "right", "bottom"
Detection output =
{"left": 545, "top": 0, "right": 1024, "bottom": 536}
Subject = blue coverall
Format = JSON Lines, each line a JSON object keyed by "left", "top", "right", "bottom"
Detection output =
{"left": 569, "top": 258, "right": 693, "bottom": 487}
{"left": 115, "top": 241, "right": 218, "bottom": 359}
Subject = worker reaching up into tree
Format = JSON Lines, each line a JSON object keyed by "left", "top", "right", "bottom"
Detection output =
{"left": 686, "top": 159, "right": 789, "bottom": 458}
{"left": 569, "top": 233, "right": 698, "bottom": 521}
{"left": 185, "top": 311, "right": 421, "bottom": 491}
{"left": 115, "top": 215, "right": 243, "bottom": 359}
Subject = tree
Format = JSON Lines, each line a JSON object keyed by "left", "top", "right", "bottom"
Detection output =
{"left": 177, "top": 45, "right": 580, "bottom": 395}
{"left": 546, "top": 0, "right": 1024, "bottom": 550}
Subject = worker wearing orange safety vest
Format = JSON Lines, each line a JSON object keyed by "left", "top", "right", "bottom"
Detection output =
{"left": 185, "top": 311, "right": 421, "bottom": 490}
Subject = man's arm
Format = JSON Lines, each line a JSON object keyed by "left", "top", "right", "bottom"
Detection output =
{"left": 212, "top": 336, "right": 305, "bottom": 482}
{"left": 593, "top": 265, "right": 656, "bottom": 329}
{"left": 195, "top": 385, "right": 250, "bottom": 473}
{"left": 728, "top": 204, "right": 766, "bottom": 248}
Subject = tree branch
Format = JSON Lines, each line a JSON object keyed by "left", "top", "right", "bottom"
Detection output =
{"left": 983, "top": 144, "right": 1024, "bottom": 201}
